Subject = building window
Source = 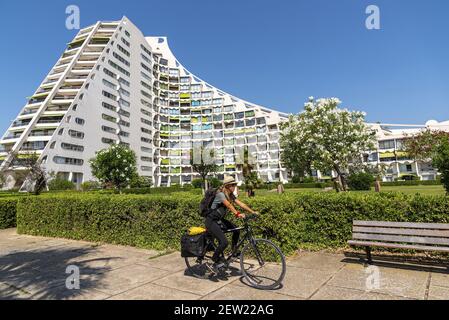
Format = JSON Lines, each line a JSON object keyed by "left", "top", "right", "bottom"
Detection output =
{"left": 103, "top": 79, "right": 116, "bottom": 90}
{"left": 75, "top": 118, "right": 85, "bottom": 125}
{"left": 119, "top": 120, "right": 130, "bottom": 127}
{"left": 68, "top": 129, "right": 84, "bottom": 139}
{"left": 103, "top": 67, "right": 117, "bottom": 79}
{"left": 113, "top": 52, "right": 130, "bottom": 67}
{"left": 53, "top": 156, "right": 83, "bottom": 166}
{"left": 118, "top": 109, "right": 130, "bottom": 117}
{"left": 121, "top": 37, "right": 130, "bottom": 47}
{"left": 117, "top": 44, "right": 130, "bottom": 57}
{"left": 102, "top": 90, "right": 117, "bottom": 100}
{"left": 379, "top": 140, "right": 395, "bottom": 149}
{"left": 119, "top": 131, "right": 130, "bottom": 137}
{"left": 102, "top": 102, "right": 117, "bottom": 112}
{"left": 102, "top": 137, "right": 116, "bottom": 145}
{"left": 102, "top": 125, "right": 116, "bottom": 133}
{"left": 102, "top": 113, "right": 117, "bottom": 123}
{"left": 61, "top": 142, "right": 84, "bottom": 152}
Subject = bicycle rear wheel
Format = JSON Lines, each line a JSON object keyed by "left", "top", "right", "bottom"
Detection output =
{"left": 185, "top": 237, "right": 216, "bottom": 279}
{"left": 240, "top": 238, "right": 286, "bottom": 290}
{"left": 185, "top": 255, "right": 213, "bottom": 279}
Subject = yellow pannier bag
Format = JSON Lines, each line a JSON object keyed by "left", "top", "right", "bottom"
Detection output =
{"left": 188, "top": 227, "right": 206, "bottom": 236}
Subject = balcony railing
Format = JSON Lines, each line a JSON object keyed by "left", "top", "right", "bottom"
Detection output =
{"left": 21, "top": 109, "right": 38, "bottom": 116}
{"left": 12, "top": 121, "right": 31, "bottom": 127}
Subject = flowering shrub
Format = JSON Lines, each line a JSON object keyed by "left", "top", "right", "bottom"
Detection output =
{"left": 89, "top": 144, "right": 138, "bottom": 191}
{"left": 281, "top": 97, "right": 376, "bottom": 191}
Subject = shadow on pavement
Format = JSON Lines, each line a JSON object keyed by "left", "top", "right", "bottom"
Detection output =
{"left": 343, "top": 251, "right": 449, "bottom": 274}
{"left": 0, "top": 246, "right": 119, "bottom": 300}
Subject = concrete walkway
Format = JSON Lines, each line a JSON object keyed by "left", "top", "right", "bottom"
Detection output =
{"left": 0, "top": 228, "right": 448, "bottom": 300}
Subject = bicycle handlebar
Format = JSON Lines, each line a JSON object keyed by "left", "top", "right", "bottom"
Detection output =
{"left": 244, "top": 214, "right": 259, "bottom": 222}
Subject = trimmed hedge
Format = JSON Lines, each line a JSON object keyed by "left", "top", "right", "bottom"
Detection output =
{"left": 16, "top": 192, "right": 449, "bottom": 255}
{"left": 379, "top": 180, "right": 441, "bottom": 187}
{"left": 0, "top": 197, "right": 18, "bottom": 229}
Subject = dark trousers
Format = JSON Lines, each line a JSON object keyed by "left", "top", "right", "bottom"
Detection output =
{"left": 205, "top": 217, "right": 240, "bottom": 263}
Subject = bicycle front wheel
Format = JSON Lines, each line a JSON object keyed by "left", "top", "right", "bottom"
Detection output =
{"left": 240, "top": 239, "right": 286, "bottom": 290}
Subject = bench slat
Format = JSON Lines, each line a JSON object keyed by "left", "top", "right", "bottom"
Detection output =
{"left": 353, "top": 226, "right": 449, "bottom": 238}
{"left": 353, "top": 232, "right": 449, "bottom": 246}
{"left": 348, "top": 240, "right": 449, "bottom": 252}
{"left": 353, "top": 220, "right": 449, "bottom": 230}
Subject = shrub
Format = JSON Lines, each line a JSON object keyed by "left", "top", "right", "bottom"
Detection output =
{"left": 192, "top": 179, "right": 203, "bottom": 189}
{"left": 0, "top": 197, "right": 18, "bottom": 229}
{"left": 433, "top": 138, "right": 449, "bottom": 194}
{"left": 348, "top": 173, "right": 374, "bottom": 191}
{"left": 379, "top": 180, "right": 441, "bottom": 187}
{"left": 81, "top": 180, "right": 102, "bottom": 191}
{"left": 89, "top": 144, "right": 138, "bottom": 191}
{"left": 48, "top": 178, "right": 76, "bottom": 191}
{"left": 16, "top": 192, "right": 449, "bottom": 254}
{"left": 129, "top": 176, "right": 153, "bottom": 188}
{"left": 207, "top": 177, "right": 221, "bottom": 188}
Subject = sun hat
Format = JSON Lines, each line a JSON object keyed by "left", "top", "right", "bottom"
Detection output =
{"left": 223, "top": 175, "right": 238, "bottom": 186}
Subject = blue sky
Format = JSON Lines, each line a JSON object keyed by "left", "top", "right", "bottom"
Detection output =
{"left": 1, "top": 0, "right": 448, "bottom": 134}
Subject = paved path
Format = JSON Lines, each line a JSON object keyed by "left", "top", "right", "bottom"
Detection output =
{"left": 0, "top": 228, "right": 448, "bottom": 300}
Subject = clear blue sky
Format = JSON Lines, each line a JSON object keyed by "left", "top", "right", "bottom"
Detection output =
{"left": 1, "top": 0, "right": 448, "bottom": 135}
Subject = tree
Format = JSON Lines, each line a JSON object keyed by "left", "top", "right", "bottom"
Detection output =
{"left": 7, "top": 152, "right": 48, "bottom": 195}
{"left": 433, "top": 138, "right": 449, "bottom": 194}
{"left": 403, "top": 129, "right": 449, "bottom": 194}
{"left": 404, "top": 129, "right": 449, "bottom": 160}
{"left": 89, "top": 144, "right": 138, "bottom": 192}
{"left": 190, "top": 146, "right": 218, "bottom": 193}
{"left": 238, "top": 147, "right": 263, "bottom": 197}
{"left": 281, "top": 97, "right": 376, "bottom": 191}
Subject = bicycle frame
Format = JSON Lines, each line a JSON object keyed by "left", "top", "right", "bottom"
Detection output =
{"left": 222, "top": 220, "right": 265, "bottom": 266}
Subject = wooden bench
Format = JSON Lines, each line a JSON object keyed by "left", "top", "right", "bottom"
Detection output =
{"left": 348, "top": 220, "right": 449, "bottom": 264}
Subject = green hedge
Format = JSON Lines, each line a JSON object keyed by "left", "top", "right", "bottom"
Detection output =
{"left": 16, "top": 192, "right": 449, "bottom": 255}
{"left": 379, "top": 180, "right": 441, "bottom": 187}
{"left": 0, "top": 197, "right": 18, "bottom": 229}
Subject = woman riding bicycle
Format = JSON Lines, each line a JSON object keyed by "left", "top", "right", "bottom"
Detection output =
{"left": 206, "top": 175, "right": 258, "bottom": 273}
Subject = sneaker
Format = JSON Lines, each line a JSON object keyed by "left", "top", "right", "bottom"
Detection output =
{"left": 207, "top": 261, "right": 226, "bottom": 274}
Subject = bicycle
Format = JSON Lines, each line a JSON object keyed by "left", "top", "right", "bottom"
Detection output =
{"left": 185, "top": 215, "right": 286, "bottom": 290}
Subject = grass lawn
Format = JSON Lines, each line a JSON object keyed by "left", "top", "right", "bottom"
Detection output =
{"left": 251, "top": 185, "right": 447, "bottom": 196}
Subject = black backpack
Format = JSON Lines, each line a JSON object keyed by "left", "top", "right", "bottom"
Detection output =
{"left": 199, "top": 188, "right": 217, "bottom": 217}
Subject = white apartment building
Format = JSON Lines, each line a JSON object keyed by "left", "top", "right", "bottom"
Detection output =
{"left": 365, "top": 120, "right": 449, "bottom": 181}
{"left": 310, "top": 120, "right": 449, "bottom": 182}
{"left": 0, "top": 17, "right": 289, "bottom": 189}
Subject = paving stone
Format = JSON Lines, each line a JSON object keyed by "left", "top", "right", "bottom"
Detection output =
{"left": 328, "top": 262, "right": 429, "bottom": 299}
{"left": 108, "top": 283, "right": 201, "bottom": 300}
{"left": 202, "top": 283, "right": 302, "bottom": 300}
{"left": 152, "top": 270, "right": 241, "bottom": 296}
{"left": 0, "top": 281, "right": 33, "bottom": 300}
{"left": 137, "top": 252, "right": 187, "bottom": 272}
{"left": 428, "top": 285, "right": 449, "bottom": 300}
{"left": 89, "top": 264, "right": 171, "bottom": 295}
{"left": 287, "top": 252, "right": 346, "bottom": 272}
{"left": 311, "top": 285, "right": 413, "bottom": 300}
{"left": 235, "top": 264, "right": 333, "bottom": 299}
{"left": 430, "top": 273, "right": 449, "bottom": 288}
{"left": 31, "top": 284, "right": 110, "bottom": 300}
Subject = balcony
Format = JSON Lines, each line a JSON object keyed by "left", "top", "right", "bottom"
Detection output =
{"left": 11, "top": 120, "right": 31, "bottom": 128}
{"left": 29, "top": 129, "right": 55, "bottom": 137}
{"left": 20, "top": 109, "right": 38, "bottom": 116}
